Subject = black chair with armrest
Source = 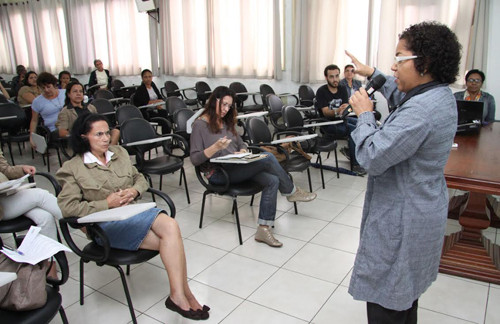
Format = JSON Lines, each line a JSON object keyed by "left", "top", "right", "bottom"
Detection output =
{"left": 0, "top": 103, "right": 31, "bottom": 165}
{"left": 161, "top": 81, "right": 198, "bottom": 107}
{"left": 165, "top": 96, "right": 188, "bottom": 124}
{"left": 59, "top": 187, "right": 175, "bottom": 324}
{"left": 0, "top": 249, "right": 70, "bottom": 324}
{"left": 120, "top": 118, "right": 190, "bottom": 204}
{"left": 266, "top": 94, "right": 287, "bottom": 137}
{"left": 116, "top": 104, "right": 172, "bottom": 135}
{"left": 90, "top": 98, "right": 117, "bottom": 126}
{"left": 297, "top": 85, "right": 318, "bottom": 120}
{"left": 195, "top": 81, "right": 212, "bottom": 107}
{"left": 259, "top": 84, "right": 299, "bottom": 109}
{"left": 245, "top": 117, "right": 313, "bottom": 214}
{"left": 282, "top": 105, "right": 339, "bottom": 187}
{"left": 35, "top": 124, "right": 68, "bottom": 172}
{"left": 195, "top": 165, "right": 263, "bottom": 245}
{"left": 229, "top": 82, "right": 264, "bottom": 113}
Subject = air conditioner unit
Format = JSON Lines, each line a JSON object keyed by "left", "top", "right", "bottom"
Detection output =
{"left": 135, "top": 0, "right": 156, "bottom": 13}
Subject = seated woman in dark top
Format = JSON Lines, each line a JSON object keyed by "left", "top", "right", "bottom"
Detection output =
{"left": 132, "top": 69, "right": 168, "bottom": 117}
{"left": 56, "top": 114, "right": 209, "bottom": 320}
{"left": 190, "top": 86, "right": 317, "bottom": 247}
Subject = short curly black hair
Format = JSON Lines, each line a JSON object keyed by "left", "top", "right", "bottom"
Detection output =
{"left": 465, "top": 69, "right": 485, "bottom": 83}
{"left": 36, "top": 72, "right": 58, "bottom": 87}
{"left": 399, "top": 21, "right": 461, "bottom": 84}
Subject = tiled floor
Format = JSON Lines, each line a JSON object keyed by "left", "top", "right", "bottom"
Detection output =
{"left": 2, "top": 141, "right": 500, "bottom": 324}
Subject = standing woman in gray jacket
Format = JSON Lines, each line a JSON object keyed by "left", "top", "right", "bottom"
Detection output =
{"left": 345, "top": 21, "right": 461, "bottom": 323}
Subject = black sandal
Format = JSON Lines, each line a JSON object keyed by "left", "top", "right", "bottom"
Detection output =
{"left": 165, "top": 296, "right": 201, "bottom": 320}
{"left": 197, "top": 305, "right": 210, "bottom": 320}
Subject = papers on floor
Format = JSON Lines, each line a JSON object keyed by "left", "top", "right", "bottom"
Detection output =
{"left": 77, "top": 202, "right": 157, "bottom": 223}
{"left": 0, "top": 226, "right": 72, "bottom": 265}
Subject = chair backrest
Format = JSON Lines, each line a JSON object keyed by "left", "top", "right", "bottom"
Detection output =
{"left": 229, "top": 82, "right": 248, "bottom": 107}
{"left": 111, "top": 79, "right": 125, "bottom": 91}
{"left": 0, "top": 103, "right": 27, "bottom": 131}
{"left": 93, "top": 89, "right": 114, "bottom": 100}
{"left": 282, "top": 106, "right": 305, "bottom": 128}
{"left": 266, "top": 94, "right": 286, "bottom": 131}
{"left": 259, "top": 84, "right": 275, "bottom": 108}
{"left": 91, "top": 98, "right": 116, "bottom": 125}
{"left": 164, "top": 81, "right": 182, "bottom": 98}
{"left": 298, "top": 85, "right": 315, "bottom": 106}
{"left": 245, "top": 117, "right": 272, "bottom": 145}
{"left": 115, "top": 105, "right": 143, "bottom": 125}
{"left": 120, "top": 118, "right": 158, "bottom": 154}
{"left": 195, "top": 81, "right": 211, "bottom": 105}
{"left": 0, "top": 94, "right": 8, "bottom": 104}
{"left": 91, "top": 98, "right": 115, "bottom": 114}
{"left": 173, "top": 108, "right": 194, "bottom": 143}
{"left": 165, "top": 96, "right": 187, "bottom": 118}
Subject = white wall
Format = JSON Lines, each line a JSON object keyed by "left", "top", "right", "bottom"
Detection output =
{"left": 485, "top": 0, "right": 500, "bottom": 121}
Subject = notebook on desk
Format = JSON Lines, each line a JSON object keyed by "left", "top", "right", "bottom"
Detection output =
{"left": 456, "top": 100, "right": 484, "bottom": 133}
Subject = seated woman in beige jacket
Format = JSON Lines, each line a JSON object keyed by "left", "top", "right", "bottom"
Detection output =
{"left": 56, "top": 81, "right": 119, "bottom": 145}
{"left": 56, "top": 114, "right": 209, "bottom": 320}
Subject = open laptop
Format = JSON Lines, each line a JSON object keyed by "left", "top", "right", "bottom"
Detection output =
{"left": 456, "top": 100, "right": 484, "bottom": 133}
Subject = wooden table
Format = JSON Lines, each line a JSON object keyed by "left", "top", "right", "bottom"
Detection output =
{"left": 440, "top": 122, "right": 500, "bottom": 283}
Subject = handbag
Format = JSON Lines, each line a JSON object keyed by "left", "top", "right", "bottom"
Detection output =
{"left": 0, "top": 254, "right": 48, "bottom": 311}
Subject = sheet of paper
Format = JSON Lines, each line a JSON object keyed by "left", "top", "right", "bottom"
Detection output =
{"left": 0, "top": 174, "right": 30, "bottom": 192}
{"left": 77, "top": 202, "right": 157, "bottom": 223}
{"left": 215, "top": 152, "right": 252, "bottom": 160}
{"left": 1, "top": 226, "right": 72, "bottom": 265}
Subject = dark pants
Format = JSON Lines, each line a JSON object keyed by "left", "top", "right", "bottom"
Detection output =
{"left": 322, "top": 117, "right": 359, "bottom": 166}
{"left": 367, "top": 300, "right": 418, "bottom": 324}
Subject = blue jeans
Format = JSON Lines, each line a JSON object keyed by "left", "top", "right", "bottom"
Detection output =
{"left": 209, "top": 152, "right": 294, "bottom": 225}
{"left": 322, "top": 117, "right": 359, "bottom": 166}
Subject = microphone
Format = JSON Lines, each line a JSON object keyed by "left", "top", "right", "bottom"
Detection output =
{"left": 341, "top": 74, "right": 387, "bottom": 118}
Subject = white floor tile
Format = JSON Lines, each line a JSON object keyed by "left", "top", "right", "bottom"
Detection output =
{"left": 311, "top": 222, "right": 360, "bottom": 254}
{"left": 296, "top": 198, "right": 348, "bottom": 222}
{"left": 420, "top": 273, "right": 489, "bottom": 323}
{"left": 62, "top": 291, "right": 134, "bottom": 324}
{"left": 221, "top": 300, "right": 307, "bottom": 324}
{"left": 187, "top": 220, "right": 255, "bottom": 251}
{"left": 312, "top": 285, "right": 366, "bottom": 324}
{"left": 486, "top": 286, "right": 500, "bottom": 324}
{"left": 248, "top": 268, "right": 336, "bottom": 321}
{"left": 98, "top": 263, "right": 170, "bottom": 313}
{"left": 194, "top": 253, "right": 278, "bottom": 298}
{"left": 331, "top": 205, "right": 363, "bottom": 228}
{"left": 272, "top": 213, "right": 329, "bottom": 241}
{"left": 231, "top": 233, "right": 307, "bottom": 267}
{"left": 183, "top": 239, "right": 227, "bottom": 278}
{"left": 144, "top": 280, "right": 243, "bottom": 324}
{"left": 283, "top": 243, "right": 355, "bottom": 284}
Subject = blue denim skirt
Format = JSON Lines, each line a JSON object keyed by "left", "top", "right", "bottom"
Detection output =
{"left": 97, "top": 207, "right": 163, "bottom": 251}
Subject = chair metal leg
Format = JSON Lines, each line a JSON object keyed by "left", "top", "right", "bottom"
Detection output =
{"left": 80, "top": 259, "right": 85, "bottom": 305}
{"left": 307, "top": 168, "right": 312, "bottom": 192}
{"left": 199, "top": 191, "right": 208, "bottom": 228}
{"left": 293, "top": 202, "right": 298, "bottom": 215}
{"left": 181, "top": 167, "right": 190, "bottom": 204}
{"left": 233, "top": 198, "right": 243, "bottom": 245}
{"left": 59, "top": 305, "right": 69, "bottom": 324}
{"left": 159, "top": 175, "right": 163, "bottom": 191}
{"left": 318, "top": 153, "right": 325, "bottom": 189}
{"left": 126, "top": 265, "right": 130, "bottom": 275}
{"left": 7, "top": 141, "right": 14, "bottom": 165}
{"left": 250, "top": 194, "right": 255, "bottom": 206}
{"left": 144, "top": 173, "right": 156, "bottom": 203}
{"left": 115, "top": 265, "right": 137, "bottom": 324}
{"left": 334, "top": 149, "right": 339, "bottom": 178}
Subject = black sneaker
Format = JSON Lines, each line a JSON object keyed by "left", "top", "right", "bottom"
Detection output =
{"left": 352, "top": 165, "right": 367, "bottom": 176}
{"left": 339, "top": 146, "right": 350, "bottom": 161}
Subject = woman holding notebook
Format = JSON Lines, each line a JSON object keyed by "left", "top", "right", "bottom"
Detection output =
{"left": 56, "top": 113, "right": 209, "bottom": 320}
{"left": 190, "top": 86, "right": 316, "bottom": 248}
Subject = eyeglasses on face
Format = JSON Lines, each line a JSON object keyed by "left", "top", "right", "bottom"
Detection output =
{"left": 467, "top": 78, "right": 482, "bottom": 83}
{"left": 394, "top": 55, "right": 419, "bottom": 64}
{"left": 92, "top": 131, "right": 111, "bottom": 138}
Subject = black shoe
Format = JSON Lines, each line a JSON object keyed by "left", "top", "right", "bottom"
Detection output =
{"left": 165, "top": 296, "right": 201, "bottom": 320}
{"left": 197, "top": 305, "right": 210, "bottom": 320}
{"left": 339, "top": 146, "right": 350, "bottom": 161}
{"left": 352, "top": 165, "right": 367, "bottom": 176}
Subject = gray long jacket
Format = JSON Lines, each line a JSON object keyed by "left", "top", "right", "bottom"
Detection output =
{"left": 348, "top": 70, "right": 457, "bottom": 310}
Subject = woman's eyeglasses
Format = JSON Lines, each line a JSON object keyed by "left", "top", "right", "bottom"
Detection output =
{"left": 467, "top": 78, "right": 482, "bottom": 83}
{"left": 394, "top": 55, "right": 419, "bottom": 64}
